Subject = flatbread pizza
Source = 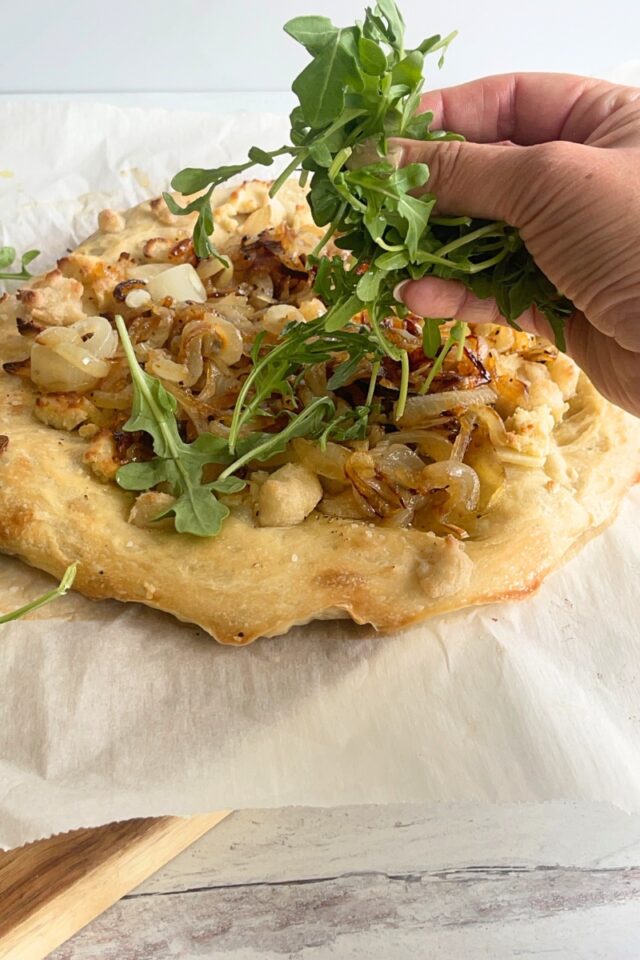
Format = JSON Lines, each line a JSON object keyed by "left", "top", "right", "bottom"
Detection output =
{"left": 1, "top": 180, "right": 638, "bottom": 643}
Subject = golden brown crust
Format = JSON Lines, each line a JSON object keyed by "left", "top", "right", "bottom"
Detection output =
{"left": 1, "top": 189, "right": 639, "bottom": 643}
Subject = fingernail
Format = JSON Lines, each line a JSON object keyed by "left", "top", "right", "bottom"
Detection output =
{"left": 393, "top": 280, "right": 411, "bottom": 303}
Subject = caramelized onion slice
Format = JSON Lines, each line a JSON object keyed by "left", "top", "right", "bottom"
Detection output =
{"left": 30, "top": 343, "right": 104, "bottom": 393}
{"left": 421, "top": 460, "right": 481, "bottom": 512}
{"left": 71, "top": 316, "right": 118, "bottom": 359}
{"left": 31, "top": 318, "right": 114, "bottom": 393}
{"left": 398, "top": 385, "right": 497, "bottom": 426}
{"left": 292, "top": 437, "right": 350, "bottom": 481}
{"left": 146, "top": 264, "right": 206, "bottom": 304}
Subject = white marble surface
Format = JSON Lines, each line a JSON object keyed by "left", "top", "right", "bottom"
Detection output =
{"left": 51, "top": 804, "right": 640, "bottom": 959}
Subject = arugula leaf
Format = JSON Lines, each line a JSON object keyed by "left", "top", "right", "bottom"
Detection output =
{"left": 114, "top": 316, "right": 234, "bottom": 537}
{"left": 419, "top": 319, "right": 467, "bottom": 394}
{"left": 422, "top": 318, "right": 442, "bottom": 358}
{"left": 292, "top": 29, "right": 357, "bottom": 127}
{"left": 375, "top": 0, "right": 405, "bottom": 48}
{"left": 358, "top": 36, "right": 387, "bottom": 75}
{"left": 0, "top": 563, "right": 77, "bottom": 624}
{"left": 0, "top": 246, "right": 40, "bottom": 282}
{"left": 284, "top": 15, "right": 338, "bottom": 54}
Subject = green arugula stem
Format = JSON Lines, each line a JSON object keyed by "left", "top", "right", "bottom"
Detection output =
{"left": 328, "top": 146, "right": 352, "bottom": 180}
{"left": 270, "top": 152, "right": 306, "bottom": 197}
{"left": 311, "top": 202, "right": 348, "bottom": 257}
{"left": 115, "top": 316, "right": 205, "bottom": 520}
{"left": 0, "top": 246, "right": 40, "bottom": 282}
{"left": 228, "top": 341, "right": 292, "bottom": 454}
{"left": 365, "top": 359, "right": 381, "bottom": 407}
{"left": 419, "top": 320, "right": 465, "bottom": 394}
{"left": 116, "top": 316, "right": 181, "bottom": 455}
{"left": 396, "top": 350, "right": 410, "bottom": 420}
{"left": 456, "top": 322, "right": 469, "bottom": 361}
{"left": 219, "top": 397, "right": 331, "bottom": 479}
{"left": 0, "top": 563, "right": 77, "bottom": 624}
{"left": 433, "top": 222, "right": 505, "bottom": 258}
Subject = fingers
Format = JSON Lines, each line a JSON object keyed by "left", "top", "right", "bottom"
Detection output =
{"left": 396, "top": 277, "right": 640, "bottom": 418}
{"left": 566, "top": 312, "right": 640, "bottom": 417}
{"left": 397, "top": 137, "right": 528, "bottom": 222}
{"left": 396, "top": 276, "right": 555, "bottom": 339}
{"left": 419, "top": 73, "right": 628, "bottom": 146}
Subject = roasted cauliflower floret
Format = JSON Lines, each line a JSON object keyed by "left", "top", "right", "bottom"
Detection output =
{"left": 257, "top": 462, "right": 322, "bottom": 527}
{"left": 57, "top": 254, "right": 129, "bottom": 312}
{"left": 5, "top": 269, "right": 87, "bottom": 328}
{"left": 34, "top": 393, "right": 97, "bottom": 432}
{"left": 83, "top": 430, "right": 121, "bottom": 482}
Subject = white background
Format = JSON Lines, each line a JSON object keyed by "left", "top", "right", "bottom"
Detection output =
{"left": 2, "top": 0, "right": 639, "bottom": 95}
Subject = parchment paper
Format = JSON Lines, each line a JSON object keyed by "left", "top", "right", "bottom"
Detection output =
{"left": 1, "top": 100, "right": 639, "bottom": 851}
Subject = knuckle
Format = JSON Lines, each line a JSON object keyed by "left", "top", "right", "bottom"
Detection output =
{"left": 527, "top": 140, "right": 583, "bottom": 180}
{"left": 427, "top": 140, "right": 465, "bottom": 187}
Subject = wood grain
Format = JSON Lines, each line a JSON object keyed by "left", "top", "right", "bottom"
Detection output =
{"left": 0, "top": 813, "right": 229, "bottom": 960}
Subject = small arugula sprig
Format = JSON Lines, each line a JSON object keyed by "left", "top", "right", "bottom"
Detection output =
{"left": 0, "top": 246, "right": 40, "bottom": 282}
{"left": 166, "top": 0, "right": 572, "bottom": 425}
{"left": 228, "top": 316, "right": 384, "bottom": 452}
{"left": 0, "top": 562, "right": 77, "bottom": 625}
{"left": 114, "top": 316, "right": 246, "bottom": 536}
{"left": 114, "top": 317, "right": 343, "bottom": 536}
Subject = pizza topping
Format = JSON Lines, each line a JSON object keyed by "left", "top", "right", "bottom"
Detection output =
{"left": 124, "top": 288, "right": 152, "bottom": 310}
{"left": 3, "top": 171, "right": 579, "bottom": 541}
{"left": 257, "top": 462, "right": 323, "bottom": 527}
{"left": 145, "top": 263, "right": 207, "bottom": 304}
{"left": 83, "top": 430, "right": 123, "bottom": 482}
{"left": 129, "top": 491, "right": 176, "bottom": 528}
{"left": 13, "top": 269, "right": 86, "bottom": 328}
{"left": 34, "top": 393, "right": 96, "bottom": 432}
{"left": 30, "top": 317, "right": 117, "bottom": 393}
{"left": 398, "top": 386, "right": 497, "bottom": 426}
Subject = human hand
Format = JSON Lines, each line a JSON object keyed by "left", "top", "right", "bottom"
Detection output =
{"left": 394, "top": 73, "right": 640, "bottom": 416}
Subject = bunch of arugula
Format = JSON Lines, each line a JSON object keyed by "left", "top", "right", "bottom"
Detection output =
{"left": 108, "top": 0, "right": 574, "bottom": 537}
{"left": 165, "top": 0, "right": 572, "bottom": 419}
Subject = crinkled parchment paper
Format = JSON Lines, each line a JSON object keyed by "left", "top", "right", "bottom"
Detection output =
{"left": 1, "top": 101, "right": 640, "bottom": 851}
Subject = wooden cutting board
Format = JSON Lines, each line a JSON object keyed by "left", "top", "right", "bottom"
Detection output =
{"left": 0, "top": 813, "right": 230, "bottom": 960}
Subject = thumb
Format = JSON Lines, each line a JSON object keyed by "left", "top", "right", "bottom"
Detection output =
{"left": 396, "top": 138, "right": 529, "bottom": 224}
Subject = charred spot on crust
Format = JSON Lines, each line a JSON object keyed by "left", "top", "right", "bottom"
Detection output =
{"left": 16, "top": 317, "right": 44, "bottom": 337}
{"left": 0, "top": 504, "right": 34, "bottom": 542}
{"left": 0, "top": 435, "right": 8, "bottom": 455}
{"left": 2, "top": 358, "right": 31, "bottom": 378}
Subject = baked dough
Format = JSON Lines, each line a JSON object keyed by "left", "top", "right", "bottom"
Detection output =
{"left": 1, "top": 184, "right": 638, "bottom": 643}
